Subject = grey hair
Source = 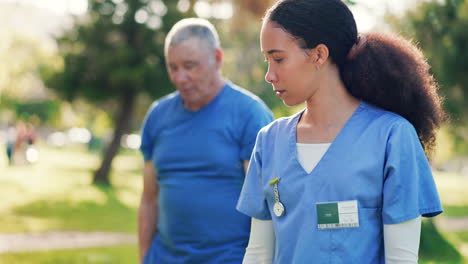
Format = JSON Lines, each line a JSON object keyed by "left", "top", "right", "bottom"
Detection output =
{"left": 164, "top": 18, "right": 220, "bottom": 55}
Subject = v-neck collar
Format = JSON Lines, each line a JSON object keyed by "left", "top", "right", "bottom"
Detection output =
{"left": 289, "top": 101, "right": 365, "bottom": 175}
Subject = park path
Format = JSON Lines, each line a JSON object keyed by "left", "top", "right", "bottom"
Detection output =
{"left": 0, "top": 216, "right": 467, "bottom": 254}
{"left": 0, "top": 231, "right": 136, "bottom": 253}
{"left": 436, "top": 216, "right": 468, "bottom": 232}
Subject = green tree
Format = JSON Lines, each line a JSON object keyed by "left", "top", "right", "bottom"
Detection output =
{"left": 391, "top": 2, "right": 466, "bottom": 262}
{"left": 388, "top": 0, "right": 468, "bottom": 153}
{"left": 45, "top": 0, "right": 191, "bottom": 185}
{"left": 0, "top": 35, "right": 61, "bottom": 126}
{"left": 0, "top": 36, "right": 52, "bottom": 102}
{"left": 391, "top": 0, "right": 468, "bottom": 122}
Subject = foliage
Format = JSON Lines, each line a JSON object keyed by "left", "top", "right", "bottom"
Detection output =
{"left": 0, "top": 35, "right": 60, "bottom": 126}
{"left": 432, "top": 126, "right": 456, "bottom": 168}
{"left": 12, "top": 101, "right": 60, "bottom": 124}
{"left": 390, "top": 0, "right": 468, "bottom": 123}
{"left": 43, "top": 0, "right": 191, "bottom": 184}
{"left": 0, "top": 95, "right": 64, "bottom": 127}
{"left": 45, "top": 1, "right": 184, "bottom": 102}
{"left": 343, "top": 0, "right": 357, "bottom": 5}
{"left": 0, "top": 35, "right": 54, "bottom": 100}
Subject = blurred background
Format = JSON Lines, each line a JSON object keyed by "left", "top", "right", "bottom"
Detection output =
{"left": 0, "top": 0, "right": 467, "bottom": 263}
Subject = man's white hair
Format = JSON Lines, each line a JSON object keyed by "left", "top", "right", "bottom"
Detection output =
{"left": 164, "top": 18, "right": 221, "bottom": 55}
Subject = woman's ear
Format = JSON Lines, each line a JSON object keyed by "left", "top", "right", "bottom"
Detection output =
{"left": 313, "top": 44, "right": 329, "bottom": 66}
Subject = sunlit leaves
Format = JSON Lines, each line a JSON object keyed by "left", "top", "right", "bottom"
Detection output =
{"left": 395, "top": 0, "right": 468, "bottom": 123}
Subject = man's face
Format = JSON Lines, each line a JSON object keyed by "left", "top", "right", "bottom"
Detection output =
{"left": 166, "top": 37, "right": 221, "bottom": 110}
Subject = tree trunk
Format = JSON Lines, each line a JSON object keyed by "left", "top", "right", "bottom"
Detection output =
{"left": 93, "top": 90, "right": 137, "bottom": 185}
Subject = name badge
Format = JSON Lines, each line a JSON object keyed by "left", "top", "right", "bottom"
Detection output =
{"left": 316, "top": 200, "right": 359, "bottom": 229}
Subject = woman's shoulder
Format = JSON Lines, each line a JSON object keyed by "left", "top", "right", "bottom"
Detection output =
{"left": 361, "top": 101, "right": 417, "bottom": 136}
{"left": 258, "top": 111, "right": 302, "bottom": 135}
{"left": 362, "top": 102, "right": 413, "bottom": 126}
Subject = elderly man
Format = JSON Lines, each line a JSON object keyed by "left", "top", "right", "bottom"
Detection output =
{"left": 138, "top": 18, "right": 273, "bottom": 264}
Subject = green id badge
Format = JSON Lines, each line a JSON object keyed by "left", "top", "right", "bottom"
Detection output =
{"left": 316, "top": 200, "right": 359, "bottom": 229}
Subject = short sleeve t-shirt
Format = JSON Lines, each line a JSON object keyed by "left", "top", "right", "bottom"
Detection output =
{"left": 141, "top": 82, "right": 273, "bottom": 264}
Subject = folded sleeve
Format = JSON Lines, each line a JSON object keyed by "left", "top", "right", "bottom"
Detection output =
{"left": 237, "top": 132, "right": 272, "bottom": 220}
{"left": 139, "top": 101, "right": 159, "bottom": 161}
{"left": 382, "top": 120, "right": 443, "bottom": 224}
{"left": 239, "top": 101, "right": 273, "bottom": 161}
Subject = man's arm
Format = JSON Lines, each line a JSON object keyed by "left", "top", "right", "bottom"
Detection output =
{"left": 244, "top": 160, "right": 250, "bottom": 174}
{"left": 138, "top": 161, "right": 159, "bottom": 263}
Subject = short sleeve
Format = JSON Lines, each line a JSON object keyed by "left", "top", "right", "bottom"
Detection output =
{"left": 237, "top": 132, "right": 272, "bottom": 220}
{"left": 382, "top": 121, "right": 443, "bottom": 224}
{"left": 139, "top": 101, "right": 159, "bottom": 161}
{"left": 239, "top": 101, "right": 273, "bottom": 161}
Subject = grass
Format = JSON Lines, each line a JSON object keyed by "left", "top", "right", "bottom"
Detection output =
{"left": 445, "top": 231, "right": 468, "bottom": 263}
{"left": 1, "top": 144, "right": 468, "bottom": 263}
{"left": 418, "top": 171, "right": 468, "bottom": 264}
{"left": 0, "top": 143, "right": 142, "bottom": 263}
{"left": 0, "top": 245, "right": 138, "bottom": 264}
{"left": 0, "top": 143, "right": 142, "bottom": 234}
{"left": 420, "top": 219, "right": 464, "bottom": 263}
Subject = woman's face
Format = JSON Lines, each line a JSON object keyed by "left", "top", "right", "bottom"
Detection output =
{"left": 261, "top": 21, "right": 322, "bottom": 106}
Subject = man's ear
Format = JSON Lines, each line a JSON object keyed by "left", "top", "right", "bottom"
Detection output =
{"left": 215, "top": 48, "right": 223, "bottom": 70}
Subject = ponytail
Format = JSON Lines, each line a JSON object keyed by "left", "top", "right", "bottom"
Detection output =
{"left": 341, "top": 33, "right": 446, "bottom": 154}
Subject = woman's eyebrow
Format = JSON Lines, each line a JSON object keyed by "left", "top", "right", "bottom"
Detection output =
{"left": 261, "top": 49, "right": 285, "bottom": 55}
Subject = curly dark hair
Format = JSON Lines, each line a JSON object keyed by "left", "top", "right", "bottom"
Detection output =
{"left": 265, "top": 0, "right": 446, "bottom": 155}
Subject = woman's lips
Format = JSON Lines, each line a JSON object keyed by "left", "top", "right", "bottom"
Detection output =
{"left": 275, "top": 90, "right": 286, "bottom": 98}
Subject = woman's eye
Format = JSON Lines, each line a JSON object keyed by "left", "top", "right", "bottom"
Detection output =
{"left": 264, "top": 58, "right": 282, "bottom": 63}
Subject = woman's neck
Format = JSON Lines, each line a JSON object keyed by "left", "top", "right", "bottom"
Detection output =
{"left": 302, "top": 65, "right": 359, "bottom": 127}
{"left": 297, "top": 69, "right": 360, "bottom": 144}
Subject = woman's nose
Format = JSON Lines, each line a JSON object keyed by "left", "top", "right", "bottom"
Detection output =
{"left": 265, "top": 67, "right": 278, "bottom": 83}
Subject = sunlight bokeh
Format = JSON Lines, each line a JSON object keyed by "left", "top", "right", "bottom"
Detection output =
{"left": 2, "top": 0, "right": 416, "bottom": 32}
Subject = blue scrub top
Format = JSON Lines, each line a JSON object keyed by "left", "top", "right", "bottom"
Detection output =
{"left": 140, "top": 82, "right": 273, "bottom": 264}
{"left": 237, "top": 101, "right": 442, "bottom": 263}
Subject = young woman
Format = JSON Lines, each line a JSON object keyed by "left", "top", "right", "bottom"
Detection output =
{"left": 236, "top": 0, "right": 445, "bottom": 263}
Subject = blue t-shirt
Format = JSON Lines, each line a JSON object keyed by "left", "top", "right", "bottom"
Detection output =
{"left": 140, "top": 82, "right": 273, "bottom": 264}
{"left": 237, "top": 101, "right": 442, "bottom": 263}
